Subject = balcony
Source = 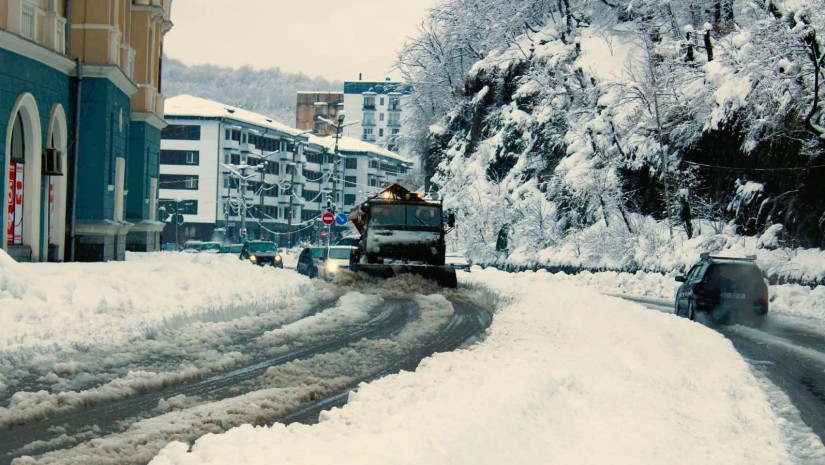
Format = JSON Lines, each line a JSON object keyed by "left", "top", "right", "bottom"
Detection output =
{"left": 121, "top": 44, "right": 136, "bottom": 80}
{"left": 42, "top": 11, "right": 66, "bottom": 54}
{"left": 154, "top": 92, "right": 165, "bottom": 116}
{"left": 133, "top": 85, "right": 156, "bottom": 113}
{"left": 108, "top": 28, "right": 122, "bottom": 65}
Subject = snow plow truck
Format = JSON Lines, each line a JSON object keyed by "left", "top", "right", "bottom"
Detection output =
{"left": 348, "top": 183, "right": 458, "bottom": 288}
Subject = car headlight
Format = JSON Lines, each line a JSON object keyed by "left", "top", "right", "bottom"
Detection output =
{"left": 275, "top": 254, "right": 282, "bottom": 261}
{"left": 326, "top": 261, "right": 339, "bottom": 272}
{"left": 249, "top": 254, "right": 257, "bottom": 262}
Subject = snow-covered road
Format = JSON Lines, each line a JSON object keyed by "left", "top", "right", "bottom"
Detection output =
{"left": 3, "top": 252, "right": 825, "bottom": 465}
{"left": 1, "top": 260, "right": 492, "bottom": 464}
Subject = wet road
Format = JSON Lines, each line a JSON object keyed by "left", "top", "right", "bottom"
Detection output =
{"left": 628, "top": 296, "right": 825, "bottom": 447}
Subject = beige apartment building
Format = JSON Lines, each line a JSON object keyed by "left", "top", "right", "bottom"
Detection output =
{"left": 296, "top": 91, "right": 344, "bottom": 136}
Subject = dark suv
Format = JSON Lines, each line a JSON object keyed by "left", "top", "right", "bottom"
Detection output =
{"left": 239, "top": 241, "right": 283, "bottom": 268}
{"left": 674, "top": 254, "right": 768, "bottom": 326}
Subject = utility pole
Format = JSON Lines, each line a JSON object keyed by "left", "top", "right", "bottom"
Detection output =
{"left": 256, "top": 150, "right": 280, "bottom": 240}
{"left": 221, "top": 163, "right": 257, "bottom": 243}
{"left": 317, "top": 111, "right": 357, "bottom": 214}
{"left": 281, "top": 130, "right": 312, "bottom": 246}
{"left": 286, "top": 152, "right": 297, "bottom": 247}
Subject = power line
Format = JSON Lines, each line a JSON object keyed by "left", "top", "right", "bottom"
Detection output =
{"left": 680, "top": 159, "right": 825, "bottom": 172}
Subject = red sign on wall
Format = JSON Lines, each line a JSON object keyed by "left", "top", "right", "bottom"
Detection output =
{"left": 7, "top": 162, "right": 24, "bottom": 245}
{"left": 6, "top": 163, "right": 13, "bottom": 245}
{"left": 14, "top": 164, "right": 24, "bottom": 245}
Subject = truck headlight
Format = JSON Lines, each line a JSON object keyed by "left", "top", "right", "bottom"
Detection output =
{"left": 326, "top": 261, "right": 339, "bottom": 273}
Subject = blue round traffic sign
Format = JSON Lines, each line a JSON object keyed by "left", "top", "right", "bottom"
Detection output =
{"left": 335, "top": 213, "right": 349, "bottom": 225}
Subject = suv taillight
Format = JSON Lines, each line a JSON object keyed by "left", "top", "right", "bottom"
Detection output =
{"left": 693, "top": 280, "right": 705, "bottom": 301}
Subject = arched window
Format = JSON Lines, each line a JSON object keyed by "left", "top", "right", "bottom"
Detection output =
{"left": 11, "top": 112, "right": 25, "bottom": 162}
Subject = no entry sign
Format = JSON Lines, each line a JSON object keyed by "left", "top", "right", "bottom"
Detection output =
{"left": 321, "top": 211, "right": 334, "bottom": 225}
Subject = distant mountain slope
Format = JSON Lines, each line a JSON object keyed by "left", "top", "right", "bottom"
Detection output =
{"left": 161, "top": 57, "right": 343, "bottom": 126}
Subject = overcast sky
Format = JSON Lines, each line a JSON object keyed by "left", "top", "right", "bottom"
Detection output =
{"left": 163, "top": 0, "right": 442, "bottom": 82}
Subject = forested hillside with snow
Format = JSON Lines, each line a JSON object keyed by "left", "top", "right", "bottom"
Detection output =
{"left": 162, "top": 57, "right": 342, "bottom": 126}
{"left": 398, "top": 0, "right": 825, "bottom": 279}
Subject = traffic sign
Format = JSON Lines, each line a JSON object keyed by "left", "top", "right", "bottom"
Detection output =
{"left": 335, "top": 212, "right": 348, "bottom": 225}
{"left": 321, "top": 211, "right": 334, "bottom": 225}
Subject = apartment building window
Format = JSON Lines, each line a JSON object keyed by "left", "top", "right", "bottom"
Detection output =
{"left": 344, "top": 176, "right": 357, "bottom": 187}
{"left": 345, "top": 158, "right": 357, "bottom": 169}
{"left": 362, "top": 128, "right": 374, "bottom": 140}
{"left": 370, "top": 160, "right": 379, "bottom": 169}
{"left": 379, "top": 113, "right": 384, "bottom": 121}
{"left": 379, "top": 97, "right": 384, "bottom": 106}
{"left": 306, "top": 152, "right": 325, "bottom": 164}
{"left": 344, "top": 194, "right": 356, "bottom": 206}
{"left": 379, "top": 129, "right": 384, "bottom": 137}
{"left": 387, "top": 114, "right": 400, "bottom": 127}
{"left": 303, "top": 169, "right": 323, "bottom": 182}
{"left": 381, "top": 163, "right": 397, "bottom": 174}
{"left": 369, "top": 177, "right": 378, "bottom": 187}
{"left": 363, "top": 113, "right": 375, "bottom": 126}
{"left": 302, "top": 189, "right": 319, "bottom": 202}
{"left": 391, "top": 128, "right": 400, "bottom": 135}
{"left": 363, "top": 96, "right": 375, "bottom": 110}
{"left": 162, "top": 125, "right": 201, "bottom": 140}
{"left": 160, "top": 174, "right": 199, "bottom": 190}
{"left": 180, "top": 200, "right": 198, "bottom": 214}
{"left": 388, "top": 97, "right": 401, "bottom": 110}
{"left": 160, "top": 150, "right": 200, "bottom": 165}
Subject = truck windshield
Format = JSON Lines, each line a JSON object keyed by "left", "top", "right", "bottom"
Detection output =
{"left": 370, "top": 204, "right": 442, "bottom": 227}
{"left": 407, "top": 205, "right": 441, "bottom": 227}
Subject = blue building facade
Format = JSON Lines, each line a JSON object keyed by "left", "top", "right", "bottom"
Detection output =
{"left": 1, "top": 0, "right": 171, "bottom": 263}
{"left": 1, "top": 34, "right": 73, "bottom": 262}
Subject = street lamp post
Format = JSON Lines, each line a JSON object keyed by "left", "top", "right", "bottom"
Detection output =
{"left": 284, "top": 130, "right": 312, "bottom": 247}
{"left": 221, "top": 163, "right": 258, "bottom": 242}
{"left": 256, "top": 150, "right": 280, "bottom": 239}
{"left": 316, "top": 111, "right": 357, "bottom": 214}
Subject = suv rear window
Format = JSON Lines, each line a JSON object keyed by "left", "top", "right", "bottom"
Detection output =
{"left": 706, "top": 263, "right": 764, "bottom": 290}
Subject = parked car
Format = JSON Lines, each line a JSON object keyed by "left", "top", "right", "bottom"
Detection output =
{"left": 239, "top": 241, "right": 283, "bottom": 268}
{"left": 182, "top": 240, "right": 202, "bottom": 253}
{"left": 445, "top": 253, "right": 471, "bottom": 272}
{"left": 318, "top": 246, "right": 357, "bottom": 280}
{"left": 674, "top": 253, "right": 768, "bottom": 326}
{"left": 198, "top": 241, "right": 222, "bottom": 253}
{"left": 296, "top": 246, "right": 328, "bottom": 278}
{"left": 335, "top": 235, "right": 360, "bottom": 247}
{"left": 219, "top": 243, "right": 244, "bottom": 254}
